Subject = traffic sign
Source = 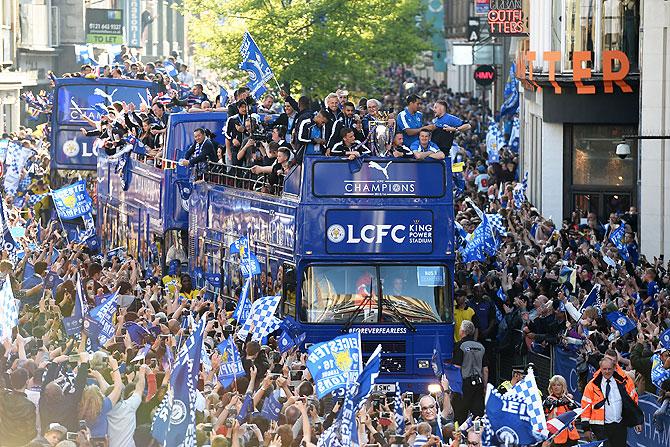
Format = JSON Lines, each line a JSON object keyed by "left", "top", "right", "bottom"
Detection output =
{"left": 474, "top": 65, "right": 497, "bottom": 86}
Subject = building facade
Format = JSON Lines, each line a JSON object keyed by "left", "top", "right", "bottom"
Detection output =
{"left": 519, "top": 0, "right": 641, "bottom": 235}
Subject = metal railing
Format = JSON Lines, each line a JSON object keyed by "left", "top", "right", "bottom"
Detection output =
{"left": 203, "top": 161, "right": 285, "bottom": 196}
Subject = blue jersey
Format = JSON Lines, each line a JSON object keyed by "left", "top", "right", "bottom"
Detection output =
{"left": 410, "top": 140, "right": 440, "bottom": 153}
{"left": 396, "top": 107, "right": 423, "bottom": 147}
{"left": 433, "top": 113, "right": 465, "bottom": 129}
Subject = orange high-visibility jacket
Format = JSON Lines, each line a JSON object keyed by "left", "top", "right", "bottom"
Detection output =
{"left": 545, "top": 398, "right": 580, "bottom": 444}
{"left": 580, "top": 366, "right": 637, "bottom": 429}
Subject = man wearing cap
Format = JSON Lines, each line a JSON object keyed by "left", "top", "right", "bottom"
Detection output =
{"left": 497, "top": 365, "right": 526, "bottom": 394}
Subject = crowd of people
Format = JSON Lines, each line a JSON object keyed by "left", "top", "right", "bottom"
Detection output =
{"left": 1, "top": 59, "right": 666, "bottom": 447}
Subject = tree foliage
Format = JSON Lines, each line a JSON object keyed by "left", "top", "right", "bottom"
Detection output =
{"left": 183, "top": 0, "right": 429, "bottom": 95}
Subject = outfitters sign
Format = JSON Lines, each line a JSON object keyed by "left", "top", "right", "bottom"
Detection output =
{"left": 312, "top": 160, "right": 445, "bottom": 198}
{"left": 326, "top": 209, "right": 434, "bottom": 254}
{"left": 86, "top": 9, "right": 124, "bottom": 44}
{"left": 487, "top": 0, "right": 528, "bottom": 36}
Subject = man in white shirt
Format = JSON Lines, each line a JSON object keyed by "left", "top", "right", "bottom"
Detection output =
{"left": 107, "top": 364, "right": 147, "bottom": 447}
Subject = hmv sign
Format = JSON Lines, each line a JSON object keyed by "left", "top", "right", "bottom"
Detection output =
{"left": 326, "top": 209, "right": 434, "bottom": 254}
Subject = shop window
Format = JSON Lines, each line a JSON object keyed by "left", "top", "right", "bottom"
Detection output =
{"left": 572, "top": 125, "right": 636, "bottom": 187}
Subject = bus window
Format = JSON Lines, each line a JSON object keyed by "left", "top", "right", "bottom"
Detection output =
{"left": 281, "top": 264, "right": 297, "bottom": 318}
{"left": 379, "top": 266, "right": 450, "bottom": 323}
{"left": 300, "top": 264, "right": 451, "bottom": 324}
{"left": 165, "top": 229, "right": 188, "bottom": 265}
{"left": 301, "top": 265, "right": 378, "bottom": 324}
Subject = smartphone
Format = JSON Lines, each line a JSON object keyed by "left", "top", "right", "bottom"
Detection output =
{"left": 202, "top": 423, "right": 213, "bottom": 433}
{"left": 474, "top": 419, "right": 481, "bottom": 433}
{"left": 79, "top": 420, "right": 87, "bottom": 431}
{"left": 150, "top": 358, "right": 158, "bottom": 368}
{"left": 68, "top": 354, "right": 80, "bottom": 363}
{"left": 66, "top": 432, "right": 78, "bottom": 441}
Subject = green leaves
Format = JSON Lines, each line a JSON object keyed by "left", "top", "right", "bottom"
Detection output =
{"left": 182, "top": 0, "right": 429, "bottom": 95}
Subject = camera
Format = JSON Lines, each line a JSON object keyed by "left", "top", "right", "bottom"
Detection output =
{"left": 615, "top": 142, "right": 631, "bottom": 159}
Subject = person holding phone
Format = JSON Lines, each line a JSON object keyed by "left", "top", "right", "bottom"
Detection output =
{"left": 107, "top": 364, "right": 148, "bottom": 447}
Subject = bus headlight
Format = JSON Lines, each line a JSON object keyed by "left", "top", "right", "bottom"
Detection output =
{"left": 427, "top": 384, "right": 442, "bottom": 395}
{"left": 417, "top": 360, "right": 430, "bottom": 369}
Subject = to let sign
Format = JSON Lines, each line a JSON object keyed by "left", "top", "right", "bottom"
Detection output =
{"left": 86, "top": 9, "right": 124, "bottom": 45}
{"left": 487, "top": 0, "right": 528, "bottom": 36}
{"left": 474, "top": 65, "right": 496, "bottom": 86}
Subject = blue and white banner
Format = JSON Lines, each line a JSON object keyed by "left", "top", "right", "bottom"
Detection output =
{"left": 232, "top": 278, "right": 251, "bottom": 324}
{"left": 3, "top": 142, "right": 34, "bottom": 196}
{"left": 626, "top": 393, "right": 670, "bottom": 447}
{"left": 0, "top": 199, "right": 18, "bottom": 260}
{"left": 338, "top": 344, "right": 382, "bottom": 447}
{"left": 306, "top": 333, "right": 363, "bottom": 398}
{"left": 461, "top": 213, "right": 498, "bottom": 263}
{"left": 609, "top": 222, "right": 630, "bottom": 261}
{"left": 152, "top": 317, "right": 207, "bottom": 447}
{"left": 51, "top": 180, "right": 93, "bottom": 219}
{"left": 500, "top": 62, "right": 519, "bottom": 117}
{"left": 217, "top": 335, "right": 245, "bottom": 388}
{"left": 84, "top": 290, "right": 119, "bottom": 350}
{"left": 239, "top": 32, "right": 274, "bottom": 98}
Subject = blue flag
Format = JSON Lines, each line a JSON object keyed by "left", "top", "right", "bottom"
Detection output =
{"left": 51, "top": 180, "right": 93, "bottom": 220}
{"left": 231, "top": 278, "right": 251, "bottom": 324}
{"left": 431, "top": 336, "right": 445, "bottom": 378}
{"left": 278, "top": 315, "right": 306, "bottom": 353}
{"left": 240, "top": 252, "right": 262, "bottom": 278}
{"left": 606, "top": 311, "right": 636, "bottom": 336}
{"left": 0, "top": 199, "right": 18, "bottom": 261}
{"left": 236, "top": 394, "right": 253, "bottom": 422}
{"left": 151, "top": 317, "right": 207, "bottom": 447}
{"left": 306, "top": 333, "right": 363, "bottom": 398}
{"left": 63, "top": 275, "right": 87, "bottom": 336}
{"left": 634, "top": 292, "right": 644, "bottom": 317}
{"left": 84, "top": 290, "right": 119, "bottom": 350}
{"left": 163, "top": 61, "right": 178, "bottom": 78}
{"left": 500, "top": 62, "right": 519, "bottom": 117}
{"left": 205, "top": 273, "right": 222, "bottom": 287}
{"left": 239, "top": 32, "right": 274, "bottom": 98}
{"left": 261, "top": 392, "right": 282, "bottom": 421}
{"left": 661, "top": 329, "right": 670, "bottom": 350}
{"left": 579, "top": 284, "right": 601, "bottom": 318}
{"left": 236, "top": 295, "right": 282, "bottom": 342}
{"left": 92, "top": 103, "right": 108, "bottom": 115}
{"left": 339, "top": 344, "right": 382, "bottom": 447}
{"left": 229, "top": 236, "right": 248, "bottom": 255}
{"left": 609, "top": 222, "right": 629, "bottom": 261}
{"left": 124, "top": 321, "right": 152, "bottom": 346}
{"left": 487, "top": 387, "right": 546, "bottom": 446}
{"left": 444, "top": 363, "right": 463, "bottom": 394}
{"left": 219, "top": 87, "right": 229, "bottom": 106}
{"left": 461, "top": 213, "right": 497, "bottom": 263}
{"left": 216, "top": 335, "right": 245, "bottom": 388}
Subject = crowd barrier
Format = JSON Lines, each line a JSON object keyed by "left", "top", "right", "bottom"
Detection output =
{"left": 494, "top": 344, "right": 670, "bottom": 446}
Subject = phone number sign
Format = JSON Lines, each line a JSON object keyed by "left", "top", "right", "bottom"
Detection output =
{"left": 86, "top": 9, "right": 124, "bottom": 44}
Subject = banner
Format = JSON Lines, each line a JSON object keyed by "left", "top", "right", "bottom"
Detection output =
{"left": 151, "top": 318, "right": 207, "bottom": 447}
{"left": 627, "top": 393, "right": 670, "bottom": 447}
{"left": 306, "top": 333, "right": 363, "bottom": 398}
{"left": 52, "top": 180, "right": 93, "bottom": 219}
{"left": 84, "top": 292, "right": 119, "bottom": 350}
{"left": 236, "top": 295, "right": 282, "bottom": 342}
{"left": 552, "top": 346, "right": 582, "bottom": 401}
{"left": 216, "top": 335, "right": 245, "bottom": 388}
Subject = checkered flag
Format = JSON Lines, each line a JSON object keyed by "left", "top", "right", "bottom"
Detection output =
{"left": 236, "top": 295, "right": 282, "bottom": 342}
{"left": 508, "top": 367, "right": 547, "bottom": 435}
{"left": 393, "top": 382, "right": 404, "bottom": 434}
{"left": 0, "top": 276, "right": 19, "bottom": 341}
{"left": 486, "top": 213, "right": 507, "bottom": 237}
{"left": 26, "top": 192, "right": 49, "bottom": 207}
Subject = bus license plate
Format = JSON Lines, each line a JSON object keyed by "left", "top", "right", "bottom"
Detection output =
{"left": 373, "top": 384, "right": 396, "bottom": 393}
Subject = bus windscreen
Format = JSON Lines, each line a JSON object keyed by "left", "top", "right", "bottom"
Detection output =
{"left": 300, "top": 264, "right": 450, "bottom": 324}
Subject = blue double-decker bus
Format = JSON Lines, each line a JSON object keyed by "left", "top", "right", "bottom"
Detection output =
{"left": 190, "top": 156, "right": 456, "bottom": 392}
{"left": 51, "top": 78, "right": 156, "bottom": 186}
{"left": 96, "top": 111, "right": 228, "bottom": 268}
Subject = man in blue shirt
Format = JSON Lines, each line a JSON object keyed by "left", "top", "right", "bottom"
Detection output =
{"left": 396, "top": 94, "right": 425, "bottom": 148}
{"left": 427, "top": 100, "right": 471, "bottom": 151}
{"left": 410, "top": 129, "right": 445, "bottom": 160}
